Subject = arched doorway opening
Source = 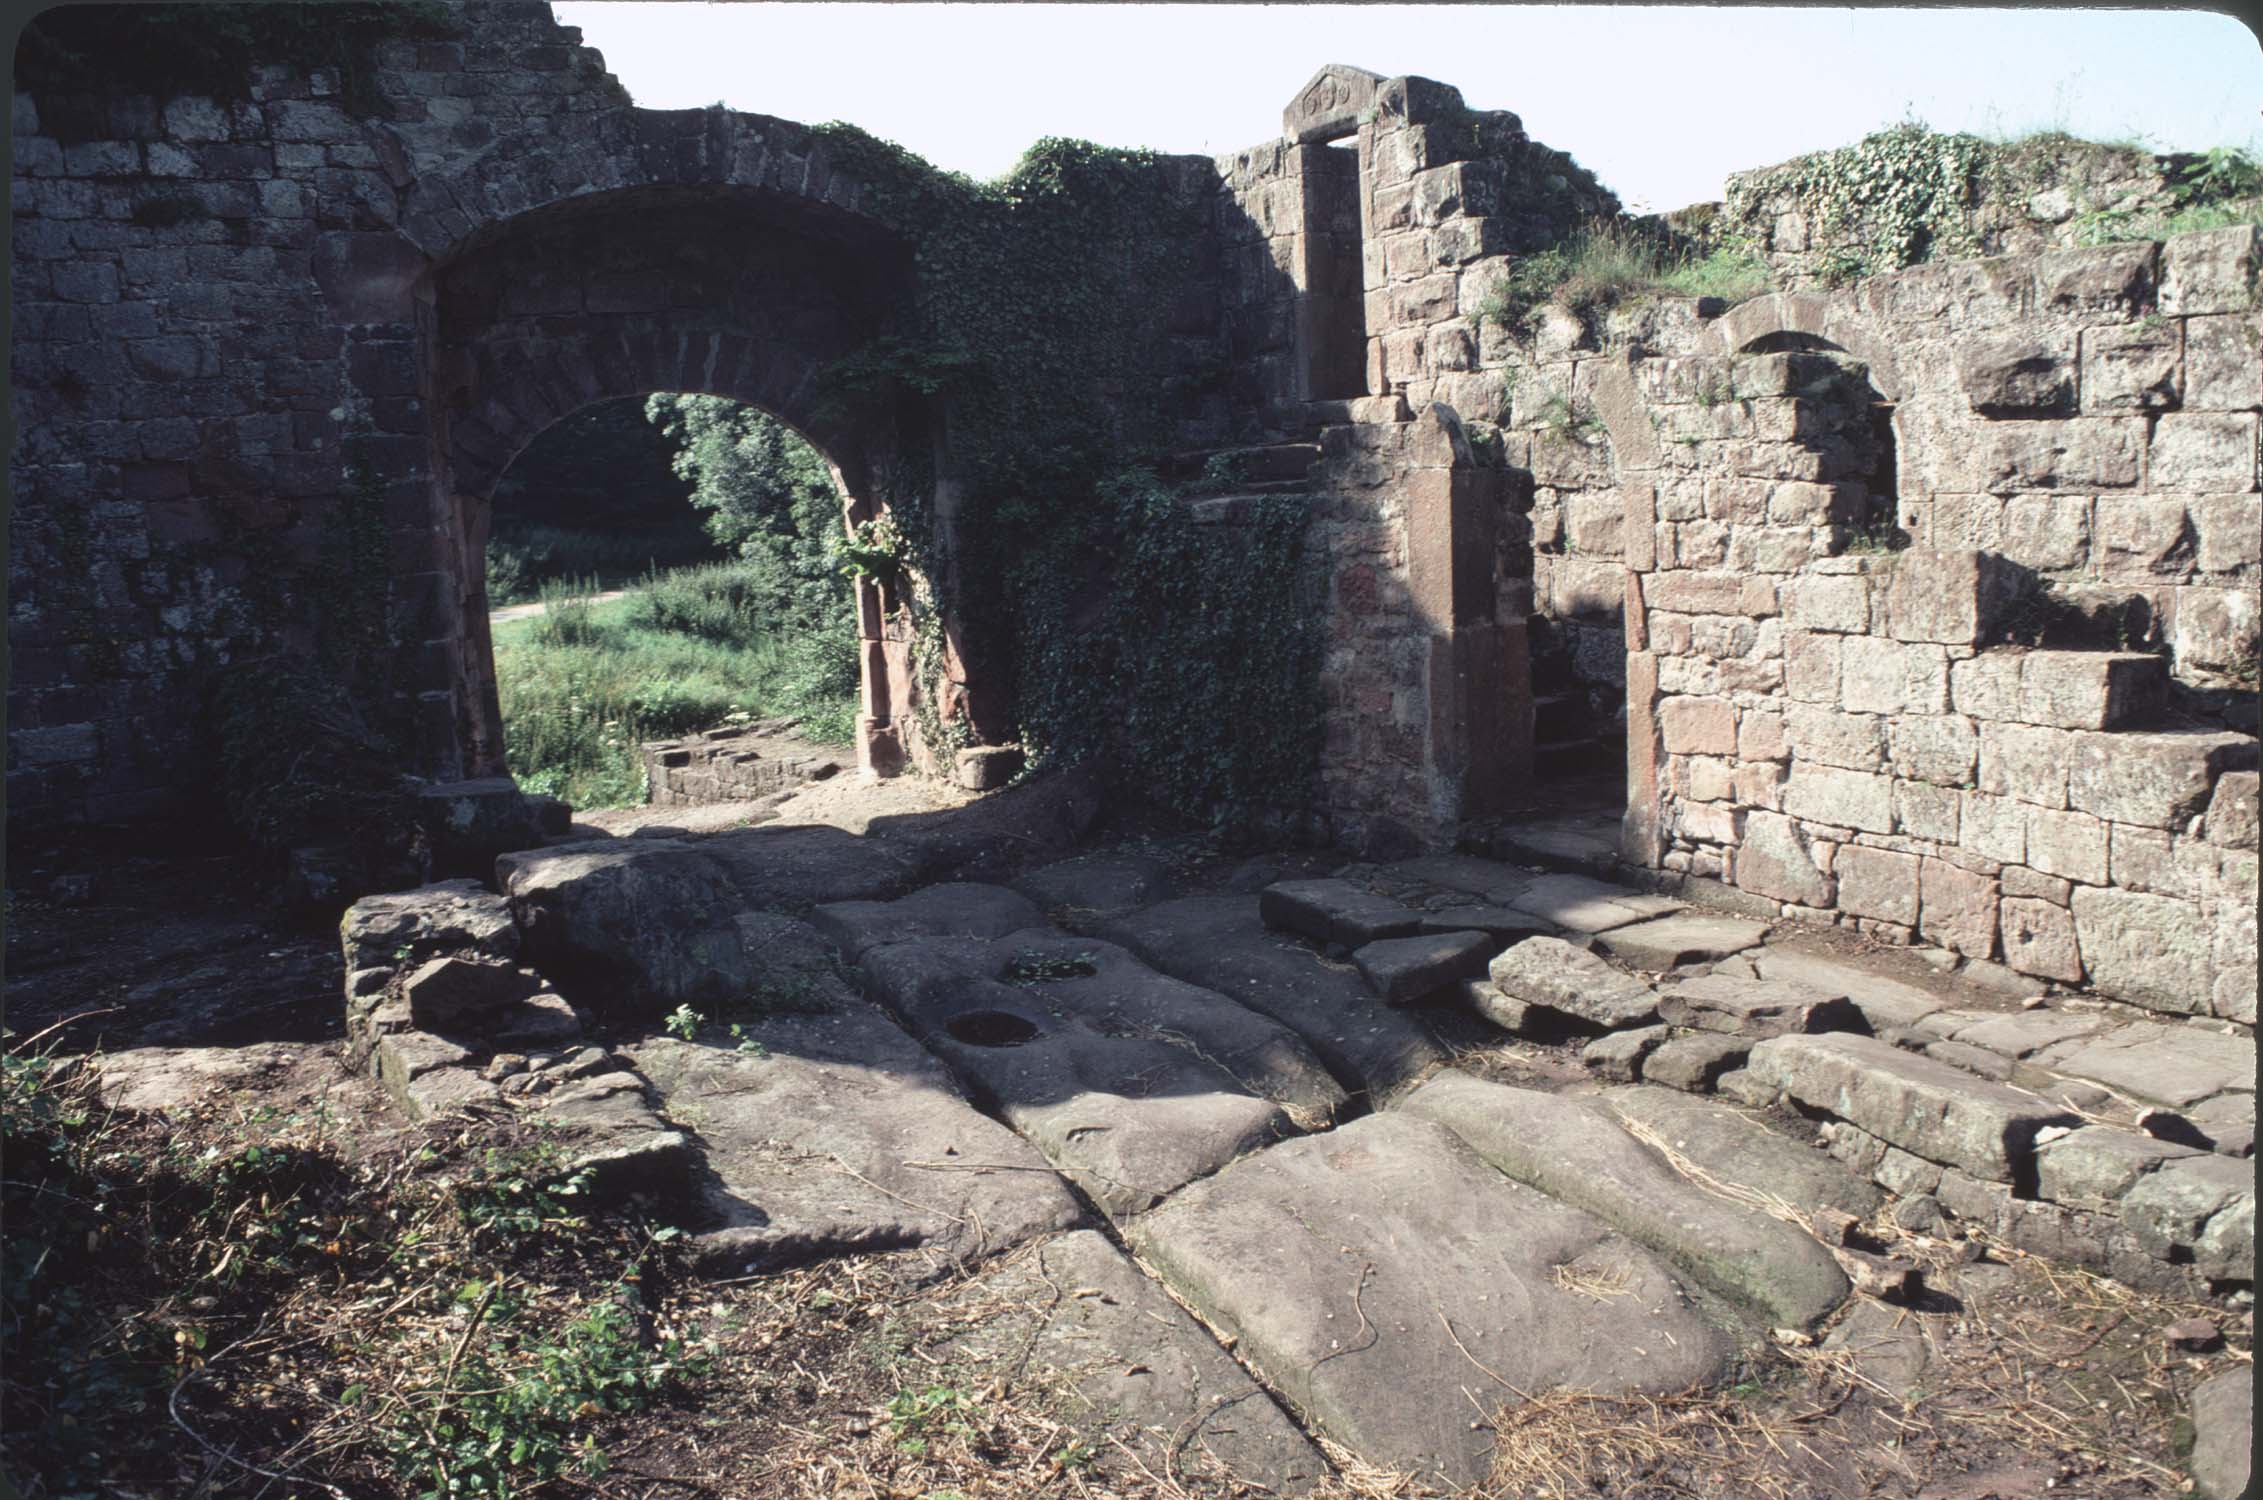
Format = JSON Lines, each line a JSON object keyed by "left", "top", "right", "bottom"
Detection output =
{"left": 416, "top": 182, "right": 960, "bottom": 790}
{"left": 479, "top": 393, "right": 865, "bottom": 811}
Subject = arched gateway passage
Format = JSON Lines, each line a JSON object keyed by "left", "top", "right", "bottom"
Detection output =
{"left": 399, "top": 110, "right": 968, "bottom": 788}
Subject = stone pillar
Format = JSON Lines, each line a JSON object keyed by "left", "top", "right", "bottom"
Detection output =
{"left": 1620, "top": 478, "right": 1664, "bottom": 868}
{"left": 1406, "top": 404, "right": 1531, "bottom": 837}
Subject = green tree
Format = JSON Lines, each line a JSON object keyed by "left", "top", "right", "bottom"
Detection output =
{"left": 642, "top": 395, "right": 847, "bottom": 634}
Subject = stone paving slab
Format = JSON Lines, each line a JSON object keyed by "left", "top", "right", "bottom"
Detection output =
{"left": 2037, "top": 1023, "right": 2258, "bottom": 1108}
{"left": 1126, "top": 1113, "right": 1734, "bottom": 1487}
{"left": 1417, "top": 905, "right": 1554, "bottom": 940}
{"left": 1400, "top": 1072, "right": 1850, "bottom": 1328}
{"left": 927, "top": 1230, "right": 1325, "bottom": 1495}
{"left": 1012, "top": 851, "right": 1180, "bottom": 919}
{"left": 1933, "top": 1008, "right": 2117, "bottom": 1058}
{"left": 1751, "top": 948, "right": 1946, "bottom": 1030}
{"left": 1593, "top": 913, "right": 1770, "bottom": 971}
{"left": 1489, "top": 936, "right": 1661, "bottom": 1029}
{"left": 1508, "top": 873, "right": 1683, "bottom": 934}
{"left": 626, "top": 1013, "right": 1083, "bottom": 1276}
{"left": 1747, "top": 1032, "right": 2079, "bottom": 1182}
{"left": 1378, "top": 853, "right": 1537, "bottom": 906}
{"left": 853, "top": 939, "right": 1294, "bottom": 1218}
{"left": 809, "top": 882, "right": 1046, "bottom": 961}
{"left": 1102, "top": 896, "right": 1448, "bottom": 1102}
{"left": 1259, "top": 878, "right": 1425, "bottom": 947}
{"left": 1599, "top": 1086, "right": 1885, "bottom": 1220}
{"left": 1354, "top": 929, "right": 1495, "bottom": 1003}
{"left": 1657, "top": 975, "right": 1864, "bottom": 1038}
{"left": 1643, "top": 1034, "right": 1753, "bottom": 1092}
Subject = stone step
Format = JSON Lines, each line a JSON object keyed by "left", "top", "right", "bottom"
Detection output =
{"left": 1534, "top": 735, "right": 1613, "bottom": 779}
{"left": 1185, "top": 490, "right": 1313, "bottom": 525}
{"left": 1489, "top": 935, "right": 1661, "bottom": 1029}
{"left": 1481, "top": 813, "right": 1625, "bottom": 878}
{"left": 1127, "top": 1112, "right": 1733, "bottom": 1488}
{"left": 1399, "top": 1072, "right": 1851, "bottom": 1328}
{"left": 1260, "top": 877, "right": 1426, "bottom": 947}
{"left": 1101, "top": 894, "right": 1449, "bottom": 1102}
{"left": 1162, "top": 441, "right": 1322, "bottom": 482}
{"left": 1957, "top": 646, "right": 2167, "bottom": 731}
{"left": 1745, "top": 1031, "right": 2080, "bottom": 1184}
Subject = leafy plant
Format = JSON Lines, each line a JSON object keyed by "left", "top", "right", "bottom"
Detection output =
{"left": 452, "top": 1136, "right": 596, "bottom": 1249}
{"left": 885, "top": 1384, "right": 977, "bottom": 1456}
{"left": 664, "top": 1004, "right": 704, "bottom": 1041}
{"left": 372, "top": 1281, "right": 699, "bottom": 1499}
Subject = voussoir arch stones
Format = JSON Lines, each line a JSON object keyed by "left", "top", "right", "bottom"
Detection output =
{"left": 1695, "top": 291, "right": 1909, "bottom": 402}
{"left": 398, "top": 106, "right": 905, "bottom": 265}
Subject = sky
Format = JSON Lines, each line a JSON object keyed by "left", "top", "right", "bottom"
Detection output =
{"left": 551, "top": 4, "right": 2262, "bottom": 213}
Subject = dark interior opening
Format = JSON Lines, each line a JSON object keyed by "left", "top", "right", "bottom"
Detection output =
{"left": 944, "top": 1009, "right": 1043, "bottom": 1048}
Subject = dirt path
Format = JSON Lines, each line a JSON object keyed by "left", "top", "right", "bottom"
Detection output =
{"left": 488, "top": 587, "right": 631, "bottom": 623}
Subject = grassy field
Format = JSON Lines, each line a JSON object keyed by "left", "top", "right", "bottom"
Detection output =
{"left": 495, "top": 568, "right": 859, "bottom": 810}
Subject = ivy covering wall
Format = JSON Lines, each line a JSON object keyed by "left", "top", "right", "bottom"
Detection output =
{"left": 807, "top": 127, "right": 1324, "bottom": 822}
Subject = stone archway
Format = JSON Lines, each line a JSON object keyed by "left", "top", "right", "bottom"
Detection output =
{"left": 417, "top": 177, "right": 938, "bottom": 785}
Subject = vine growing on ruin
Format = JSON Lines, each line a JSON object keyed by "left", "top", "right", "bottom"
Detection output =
{"left": 802, "top": 124, "right": 1322, "bottom": 818}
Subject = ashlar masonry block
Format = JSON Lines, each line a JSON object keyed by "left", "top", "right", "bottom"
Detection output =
{"left": 2014, "top": 650, "right": 2166, "bottom": 730}
{"left": 2068, "top": 730, "right": 2260, "bottom": 828}
{"left": 1885, "top": 547, "right": 2023, "bottom": 646}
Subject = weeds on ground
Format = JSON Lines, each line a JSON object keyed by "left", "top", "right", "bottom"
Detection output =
{"left": 495, "top": 561, "right": 859, "bottom": 808}
{"left": 0, "top": 1033, "right": 702, "bottom": 1499}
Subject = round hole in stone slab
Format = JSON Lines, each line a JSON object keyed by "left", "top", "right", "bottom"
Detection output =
{"left": 944, "top": 1009, "right": 1042, "bottom": 1048}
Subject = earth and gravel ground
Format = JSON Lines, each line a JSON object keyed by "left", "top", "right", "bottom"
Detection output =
{"left": 4, "top": 773, "right": 2252, "bottom": 1499}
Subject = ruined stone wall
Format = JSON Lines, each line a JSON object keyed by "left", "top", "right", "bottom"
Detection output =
{"left": 9, "top": 2, "right": 643, "bottom": 824}
{"left": 1347, "top": 92, "right": 2261, "bottom": 1016}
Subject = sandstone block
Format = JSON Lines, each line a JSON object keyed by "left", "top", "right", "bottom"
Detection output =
{"left": 2014, "top": 650, "right": 2165, "bottom": 730}
{"left": 1886, "top": 713, "right": 1978, "bottom": 786}
{"left": 1659, "top": 695, "right": 1737, "bottom": 755}
{"left": 1591, "top": 912, "right": 1769, "bottom": 970}
{"left": 1785, "top": 703, "right": 1885, "bottom": 770}
{"left": 1581, "top": 1024, "right": 1670, "bottom": 1080}
{"left": 1735, "top": 809, "right": 1830, "bottom": 906}
{"left": 1950, "top": 650, "right": 2025, "bottom": 721}
{"left": 2068, "top": 887, "right": 2214, "bottom": 1014}
{"left": 1782, "top": 573, "right": 1870, "bottom": 633}
{"left": 1885, "top": 548, "right": 2022, "bottom": 646}
{"left": 2205, "top": 770, "right": 2259, "bottom": 849}
{"left": 1783, "top": 765, "right": 1894, "bottom": 834}
{"left": 1657, "top": 974, "right": 1862, "bottom": 1038}
{"left": 1259, "top": 879, "right": 1425, "bottom": 947}
{"left": 1976, "top": 721, "right": 2072, "bottom": 807}
{"left": 1746, "top": 1031, "right": 2076, "bottom": 1181}
{"left": 1955, "top": 332, "right": 2074, "bottom": 416}
{"left": 1488, "top": 935, "right": 1660, "bottom": 1029}
{"left": 2079, "top": 322, "right": 2182, "bottom": 412}
{"left": 2171, "top": 585, "right": 2260, "bottom": 675}
{"left": 399, "top": 956, "right": 539, "bottom": 1031}
{"left": 1834, "top": 845, "right": 1921, "bottom": 924}
{"left": 2182, "top": 315, "right": 2263, "bottom": 412}
{"left": 2149, "top": 412, "right": 2259, "bottom": 492}
{"left": 2024, "top": 806, "right": 2110, "bottom": 885}
{"left": 2192, "top": 493, "right": 2262, "bottom": 574}
{"left": 1848, "top": 637, "right": 1950, "bottom": 714}
{"left": 2037, "top": 242, "right": 2157, "bottom": 320}
{"left": 1998, "top": 897, "right": 2084, "bottom": 982}
{"left": 2034, "top": 1125, "right": 2201, "bottom": 1209}
{"left": 1998, "top": 494, "right": 2093, "bottom": 572}
{"left": 1972, "top": 418, "right": 2142, "bottom": 491}
{"left": 1354, "top": 929, "right": 1496, "bottom": 1004}
{"left": 2160, "top": 224, "right": 2259, "bottom": 316}
{"left": 1642, "top": 1033, "right": 1751, "bottom": 1092}
{"left": 1918, "top": 857, "right": 1998, "bottom": 959}
{"left": 2067, "top": 730, "right": 2258, "bottom": 827}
